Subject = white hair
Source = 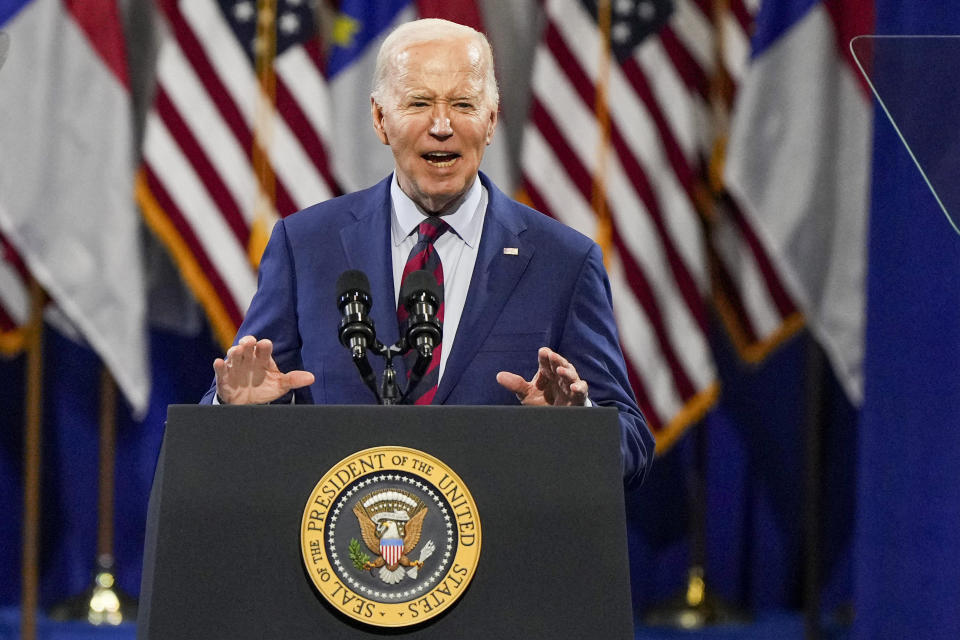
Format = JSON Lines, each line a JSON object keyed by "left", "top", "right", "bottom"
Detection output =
{"left": 371, "top": 18, "right": 499, "bottom": 111}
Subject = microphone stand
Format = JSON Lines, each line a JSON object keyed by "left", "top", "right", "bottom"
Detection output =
{"left": 344, "top": 331, "right": 420, "bottom": 406}
{"left": 372, "top": 341, "right": 403, "bottom": 405}
{"left": 354, "top": 338, "right": 430, "bottom": 406}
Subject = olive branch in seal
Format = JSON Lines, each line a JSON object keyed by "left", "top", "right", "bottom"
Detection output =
{"left": 349, "top": 538, "right": 370, "bottom": 571}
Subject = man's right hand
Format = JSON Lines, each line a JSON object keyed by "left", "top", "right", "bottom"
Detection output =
{"left": 213, "top": 335, "right": 315, "bottom": 404}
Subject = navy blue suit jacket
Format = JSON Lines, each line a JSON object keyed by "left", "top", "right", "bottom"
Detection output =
{"left": 202, "top": 173, "right": 653, "bottom": 487}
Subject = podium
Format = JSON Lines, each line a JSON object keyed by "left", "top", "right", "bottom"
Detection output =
{"left": 138, "top": 405, "right": 634, "bottom": 638}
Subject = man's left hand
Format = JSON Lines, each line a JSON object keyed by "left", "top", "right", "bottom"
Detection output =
{"left": 496, "top": 347, "right": 589, "bottom": 406}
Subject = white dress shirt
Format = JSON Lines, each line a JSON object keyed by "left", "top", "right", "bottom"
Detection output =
{"left": 390, "top": 174, "right": 487, "bottom": 383}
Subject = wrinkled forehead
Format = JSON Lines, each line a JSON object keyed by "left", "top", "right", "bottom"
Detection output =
{"left": 389, "top": 38, "right": 485, "bottom": 93}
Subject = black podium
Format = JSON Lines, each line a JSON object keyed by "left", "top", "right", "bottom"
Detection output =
{"left": 139, "top": 405, "right": 633, "bottom": 638}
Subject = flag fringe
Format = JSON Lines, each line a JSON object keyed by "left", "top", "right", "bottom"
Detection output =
{"left": 135, "top": 170, "right": 238, "bottom": 350}
{"left": 0, "top": 328, "right": 26, "bottom": 356}
{"left": 714, "top": 285, "right": 806, "bottom": 363}
{"left": 654, "top": 381, "right": 721, "bottom": 454}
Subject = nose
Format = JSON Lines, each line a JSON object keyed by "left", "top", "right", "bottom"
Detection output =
{"left": 429, "top": 105, "right": 453, "bottom": 140}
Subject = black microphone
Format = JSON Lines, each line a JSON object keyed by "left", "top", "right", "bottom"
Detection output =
{"left": 399, "top": 270, "right": 443, "bottom": 383}
{"left": 336, "top": 270, "right": 379, "bottom": 399}
{"left": 336, "top": 270, "right": 376, "bottom": 356}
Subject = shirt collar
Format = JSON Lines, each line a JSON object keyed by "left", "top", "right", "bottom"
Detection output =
{"left": 390, "top": 173, "right": 485, "bottom": 248}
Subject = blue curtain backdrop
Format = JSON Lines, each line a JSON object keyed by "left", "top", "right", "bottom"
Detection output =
{"left": 854, "top": 2, "right": 960, "bottom": 639}
{"left": 626, "top": 326, "right": 856, "bottom": 619}
{"left": 0, "top": 328, "right": 221, "bottom": 605}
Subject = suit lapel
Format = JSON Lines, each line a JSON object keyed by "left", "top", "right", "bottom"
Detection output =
{"left": 435, "top": 178, "right": 533, "bottom": 403}
{"left": 338, "top": 177, "right": 401, "bottom": 353}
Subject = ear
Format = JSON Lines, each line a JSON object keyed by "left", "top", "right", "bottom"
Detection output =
{"left": 371, "top": 97, "right": 390, "bottom": 146}
{"left": 484, "top": 107, "right": 498, "bottom": 146}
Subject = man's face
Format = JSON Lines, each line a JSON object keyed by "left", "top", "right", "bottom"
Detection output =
{"left": 371, "top": 36, "right": 497, "bottom": 215}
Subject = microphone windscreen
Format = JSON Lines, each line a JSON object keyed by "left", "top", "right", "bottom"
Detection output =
{"left": 399, "top": 270, "right": 442, "bottom": 305}
{"left": 336, "top": 269, "right": 371, "bottom": 299}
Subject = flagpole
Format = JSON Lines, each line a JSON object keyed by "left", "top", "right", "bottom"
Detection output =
{"left": 643, "top": 419, "right": 747, "bottom": 628}
{"left": 644, "top": 0, "right": 751, "bottom": 627}
{"left": 250, "top": 0, "right": 279, "bottom": 267}
{"left": 49, "top": 366, "right": 136, "bottom": 625}
{"left": 802, "top": 334, "right": 825, "bottom": 640}
{"left": 97, "top": 369, "right": 117, "bottom": 566}
{"left": 590, "top": 0, "right": 614, "bottom": 265}
{"left": 20, "top": 277, "right": 45, "bottom": 640}
{"left": 89, "top": 367, "right": 136, "bottom": 625}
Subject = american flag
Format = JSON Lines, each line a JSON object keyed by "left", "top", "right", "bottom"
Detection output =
{"left": 520, "top": 0, "right": 799, "bottom": 450}
{"left": 138, "top": 0, "right": 340, "bottom": 349}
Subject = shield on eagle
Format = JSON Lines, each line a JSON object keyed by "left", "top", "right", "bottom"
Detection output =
{"left": 381, "top": 538, "right": 403, "bottom": 566}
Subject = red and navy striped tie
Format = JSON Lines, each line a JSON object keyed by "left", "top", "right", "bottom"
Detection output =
{"left": 398, "top": 217, "right": 449, "bottom": 404}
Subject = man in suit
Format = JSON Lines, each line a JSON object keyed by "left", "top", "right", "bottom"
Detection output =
{"left": 204, "top": 18, "right": 653, "bottom": 487}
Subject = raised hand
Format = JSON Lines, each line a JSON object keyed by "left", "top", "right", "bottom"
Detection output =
{"left": 495, "top": 347, "right": 589, "bottom": 406}
{"left": 212, "top": 335, "right": 315, "bottom": 404}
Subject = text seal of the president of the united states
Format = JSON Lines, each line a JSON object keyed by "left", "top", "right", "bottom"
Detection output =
{"left": 300, "top": 446, "right": 481, "bottom": 627}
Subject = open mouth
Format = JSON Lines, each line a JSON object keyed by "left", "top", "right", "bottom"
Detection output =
{"left": 422, "top": 151, "right": 461, "bottom": 168}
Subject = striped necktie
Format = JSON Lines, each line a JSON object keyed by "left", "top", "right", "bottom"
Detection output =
{"left": 398, "top": 217, "right": 449, "bottom": 404}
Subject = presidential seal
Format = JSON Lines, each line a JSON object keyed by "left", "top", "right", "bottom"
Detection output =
{"left": 300, "top": 446, "right": 481, "bottom": 627}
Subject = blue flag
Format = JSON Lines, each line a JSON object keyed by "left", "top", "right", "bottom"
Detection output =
{"left": 328, "top": 0, "right": 411, "bottom": 79}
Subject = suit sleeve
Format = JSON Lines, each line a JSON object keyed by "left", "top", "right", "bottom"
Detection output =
{"left": 200, "top": 219, "right": 312, "bottom": 404}
{"left": 557, "top": 243, "right": 654, "bottom": 488}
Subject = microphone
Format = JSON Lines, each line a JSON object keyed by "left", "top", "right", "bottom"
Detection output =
{"left": 336, "top": 270, "right": 379, "bottom": 399}
{"left": 399, "top": 270, "right": 443, "bottom": 385}
{"left": 336, "top": 269, "right": 376, "bottom": 357}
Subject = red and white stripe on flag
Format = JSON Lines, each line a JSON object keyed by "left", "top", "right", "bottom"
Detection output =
{"left": 138, "top": 0, "right": 340, "bottom": 348}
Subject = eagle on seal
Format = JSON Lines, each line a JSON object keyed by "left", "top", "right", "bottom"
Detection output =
{"left": 353, "top": 501, "right": 428, "bottom": 584}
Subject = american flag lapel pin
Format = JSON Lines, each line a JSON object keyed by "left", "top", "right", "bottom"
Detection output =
{"left": 503, "top": 247, "right": 519, "bottom": 255}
